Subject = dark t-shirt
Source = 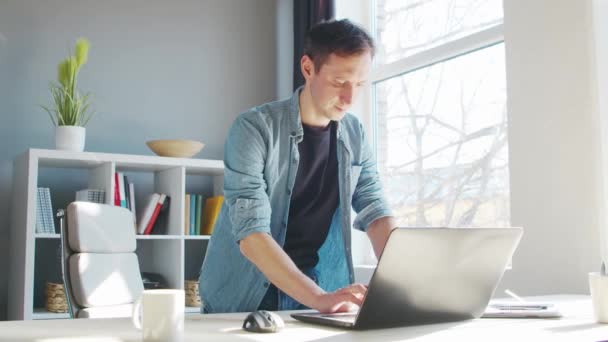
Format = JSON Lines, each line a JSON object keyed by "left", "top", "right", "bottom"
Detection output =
{"left": 283, "top": 121, "right": 339, "bottom": 270}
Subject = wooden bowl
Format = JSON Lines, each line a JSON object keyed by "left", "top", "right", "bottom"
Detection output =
{"left": 146, "top": 139, "right": 204, "bottom": 158}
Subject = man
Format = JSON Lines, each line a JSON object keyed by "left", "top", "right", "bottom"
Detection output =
{"left": 200, "top": 19, "right": 396, "bottom": 314}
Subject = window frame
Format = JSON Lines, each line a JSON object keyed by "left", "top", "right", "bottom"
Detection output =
{"left": 342, "top": 1, "right": 508, "bottom": 267}
{"left": 369, "top": 23, "right": 506, "bottom": 158}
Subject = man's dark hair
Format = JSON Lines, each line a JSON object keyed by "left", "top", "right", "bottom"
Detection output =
{"left": 304, "top": 19, "right": 375, "bottom": 72}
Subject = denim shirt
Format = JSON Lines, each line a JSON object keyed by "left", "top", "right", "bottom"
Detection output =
{"left": 199, "top": 88, "right": 392, "bottom": 313}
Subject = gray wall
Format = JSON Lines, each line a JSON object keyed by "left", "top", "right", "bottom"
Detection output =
{"left": 275, "top": 0, "right": 293, "bottom": 99}
{"left": 0, "top": 0, "right": 277, "bottom": 320}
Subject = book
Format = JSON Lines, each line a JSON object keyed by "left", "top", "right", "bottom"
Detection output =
{"left": 43, "top": 188, "right": 55, "bottom": 233}
{"left": 201, "top": 196, "right": 223, "bottom": 235}
{"left": 76, "top": 189, "right": 106, "bottom": 203}
{"left": 35, "top": 187, "right": 55, "bottom": 234}
{"left": 117, "top": 172, "right": 127, "bottom": 208}
{"left": 114, "top": 173, "right": 120, "bottom": 206}
{"left": 128, "top": 183, "right": 136, "bottom": 219}
{"left": 123, "top": 174, "right": 130, "bottom": 210}
{"left": 195, "top": 194, "right": 203, "bottom": 235}
{"left": 189, "top": 193, "right": 196, "bottom": 235}
{"left": 184, "top": 194, "right": 190, "bottom": 235}
{"left": 35, "top": 188, "right": 45, "bottom": 233}
{"left": 35, "top": 189, "right": 42, "bottom": 233}
{"left": 149, "top": 195, "right": 170, "bottom": 235}
{"left": 144, "top": 194, "right": 167, "bottom": 235}
{"left": 38, "top": 188, "right": 49, "bottom": 233}
{"left": 137, "top": 193, "right": 161, "bottom": 234}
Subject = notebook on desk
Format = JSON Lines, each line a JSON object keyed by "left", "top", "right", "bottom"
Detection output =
{"left": 291, "top": 227, "right": 523, "bottom": 330}
{"left": 483, "top": 302, "right": 562, "bottom": 318}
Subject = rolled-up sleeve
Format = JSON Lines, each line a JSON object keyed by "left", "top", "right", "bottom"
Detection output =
{"left": 222, "top": 114, "right": 272, "bottom": 242}
{"left": 352, "top": 123, "right": 393, "bottom": 231}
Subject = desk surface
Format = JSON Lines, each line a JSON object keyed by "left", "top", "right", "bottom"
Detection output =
{"left": 1, "top": 295, "right": 607, "bottom": 342}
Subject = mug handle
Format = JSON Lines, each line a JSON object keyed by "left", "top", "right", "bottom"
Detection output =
{"left": 132, "top": 296, "right": 143, "bottom": 330}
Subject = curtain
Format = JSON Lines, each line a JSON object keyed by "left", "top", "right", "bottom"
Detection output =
{"left": 293, "top": 0, "right": 335, "bottom": 91}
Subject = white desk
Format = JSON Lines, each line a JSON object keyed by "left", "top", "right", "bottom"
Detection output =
{"left": 0, "top": 296, "right": 606, "bottom": 342}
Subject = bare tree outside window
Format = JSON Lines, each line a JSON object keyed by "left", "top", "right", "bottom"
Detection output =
{"left": 376, "top": 0, "right": 503, "bottom": 64}
{"left": 374, "top": 0, "right": 509, "bottom": 228}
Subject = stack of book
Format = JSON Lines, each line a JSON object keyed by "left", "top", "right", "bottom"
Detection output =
{"left": 136, "top": 193, "right": 170, "bottom": 235}
{"left": 36, "top": 187, "right": 55, "bottom": 234}
{"left": 114, "top": 172, "right": 136, "bottom": 218}
{"left": 184, "top": 194, "right": 223, "bottom": 235}
{"left": 75, "top": 189, "right": 106, "bottom": 203}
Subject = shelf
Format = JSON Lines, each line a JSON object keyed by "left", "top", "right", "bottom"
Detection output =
{"left": 135, "top": 235, "right": 211, "bottom": 240}
{"left": 35, "top": 234, "right": 211, "bottom": 240}
{"left": 33, "top": 308, "right": 69, "bottom": 320}
{"left": 10, "top": 149, "right": 224, "bottom": 320}
{"left": 30, "top": 148, "right": 224, "bottom": 175}
{"left": 136, "top": 235, "right": 182, "bottom": 240}
{"left": 35, "top": 233, "right": 60, "bottom": 239}
{"left": 184, "top": 235, "right": 211, "bottom": 240}
{"left": 34, "top": 234, "right": 211, "bottom": 240}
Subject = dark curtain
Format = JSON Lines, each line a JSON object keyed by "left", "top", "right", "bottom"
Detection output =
{"left": 293, "top": 0, "right": 335, "bottom": 91}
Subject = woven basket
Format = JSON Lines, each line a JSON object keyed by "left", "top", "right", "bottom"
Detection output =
{"left": 185, "top": 280, "right": 201, "bottom": 307}
{"left": 45, "top": 282, "right": 68, "bottom": 313}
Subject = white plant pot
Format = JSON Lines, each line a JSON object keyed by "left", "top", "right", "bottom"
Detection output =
{"left": 55, "top": 125, "right": 86, "bottom": 152}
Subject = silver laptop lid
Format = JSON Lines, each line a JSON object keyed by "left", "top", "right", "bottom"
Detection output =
{"left": 353, "top": 227, "right": 523, "bottom": 329}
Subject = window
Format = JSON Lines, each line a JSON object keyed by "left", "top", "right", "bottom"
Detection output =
{"left": 372, "top": 0, "right": 510, "bottom": 229}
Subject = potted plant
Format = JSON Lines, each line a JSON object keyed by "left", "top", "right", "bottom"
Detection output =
{"left": 41, "top": 38, "right": 94, "bottom": 151}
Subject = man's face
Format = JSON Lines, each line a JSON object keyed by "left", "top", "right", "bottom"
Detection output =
{"left": 304, "top": 51, "right": 372, "bottom": 122}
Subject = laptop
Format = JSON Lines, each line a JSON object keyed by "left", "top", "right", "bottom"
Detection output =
{"left": 291, "top": 227, "right": 523, "bottom": 330}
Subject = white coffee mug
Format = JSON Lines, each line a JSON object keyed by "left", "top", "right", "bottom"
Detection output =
{"left": 589, "top": 272, "right": 608, "bottom": 323}
{"left": 132, "top": 289, "right": 185, "bottom": 341}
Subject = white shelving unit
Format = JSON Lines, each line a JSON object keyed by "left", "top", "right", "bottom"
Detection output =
{"left": 8, "top": 149, "right": 224, "bottom": 320}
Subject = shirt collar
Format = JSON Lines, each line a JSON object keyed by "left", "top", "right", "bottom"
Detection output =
{"left": 289, "top": 85, "right": 344, "bottom": 141}
{"left": 289, "top": 86, "right": 304, "bottom": 139}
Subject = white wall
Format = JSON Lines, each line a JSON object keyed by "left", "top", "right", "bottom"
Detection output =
{"left": 497, "top": 0, "right": 601, "bottom": 295}
{"left": 592, "top": 0, "right": 608, "bottom": 269}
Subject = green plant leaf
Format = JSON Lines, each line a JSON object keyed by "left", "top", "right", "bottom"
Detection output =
{"left": 75, "top": 38, "right": 89, "bottom": 67}
{"left": 57, "top": 60, "right": 70, "bottom": 88}
{"left": 40, "top": 104, "right": 58, "bottom": 126}
{"left": 43, "top": 38, "right": 95, "bottom": 127}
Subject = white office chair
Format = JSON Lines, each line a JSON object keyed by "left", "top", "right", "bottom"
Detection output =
{"left": 60, "top": 201, "right": 144, "bottom": 318}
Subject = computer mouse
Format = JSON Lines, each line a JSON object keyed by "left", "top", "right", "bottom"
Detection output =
{"left": 242, "top": 310, "right": 285, "bottom": 333}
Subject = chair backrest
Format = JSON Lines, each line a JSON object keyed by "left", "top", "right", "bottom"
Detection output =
{"left": 61, "top": 202, "right": 143, "bottom": 318}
